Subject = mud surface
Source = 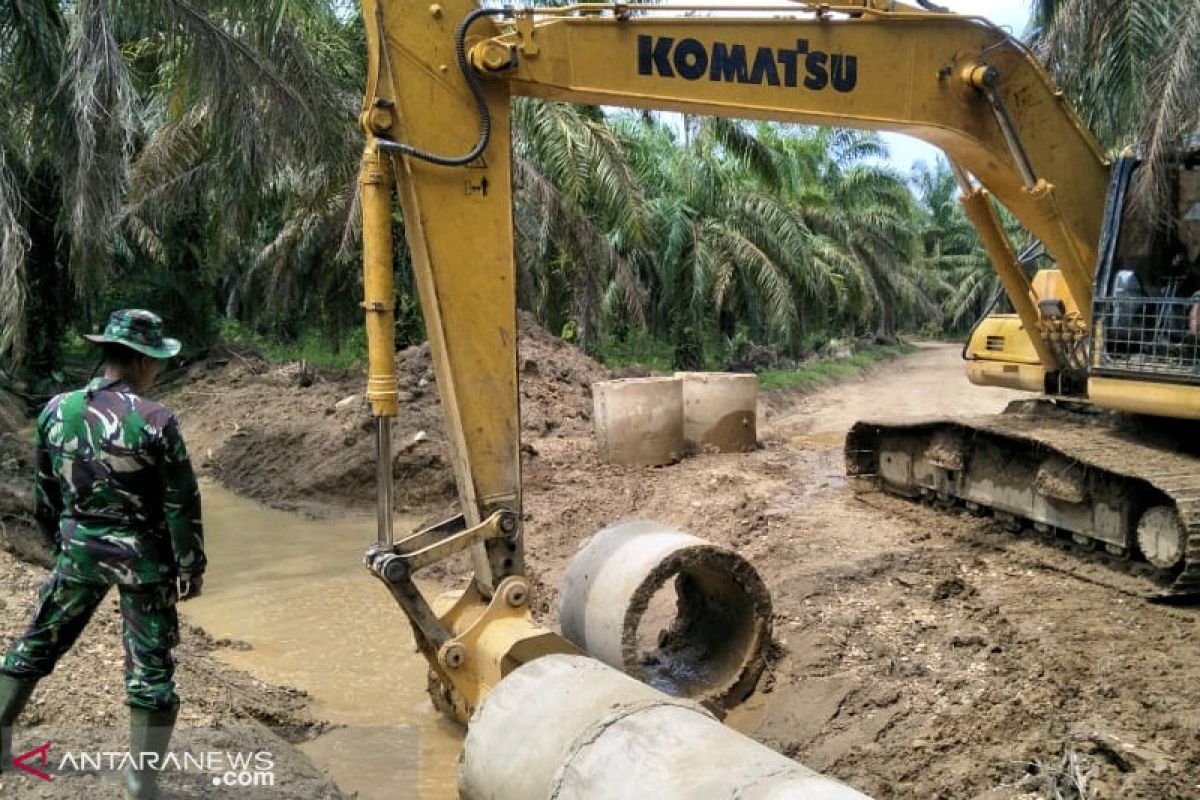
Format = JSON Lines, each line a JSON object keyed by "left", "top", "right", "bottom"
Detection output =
{"left": 6, "top": 338, "right": 1200, "bottom": 799}
{"left": 171, "top": 337, "right": 1200, "bottom": 799}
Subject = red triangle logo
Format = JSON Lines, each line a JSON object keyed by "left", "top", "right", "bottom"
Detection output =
{"left": 12, "top": 741, "right": 53, "bottom": 781}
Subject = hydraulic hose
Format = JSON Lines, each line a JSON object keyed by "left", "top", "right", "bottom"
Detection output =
{"left": 376, "top": 6, "right": 514, "bottom": 166}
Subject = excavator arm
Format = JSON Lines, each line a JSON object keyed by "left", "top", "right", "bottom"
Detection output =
{"left": 357, "top": 0, "right": 1113, "bottom": 719}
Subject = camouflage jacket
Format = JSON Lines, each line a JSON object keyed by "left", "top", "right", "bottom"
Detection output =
{"left": 33, "top": 377, "right": 206, "bottom": 585}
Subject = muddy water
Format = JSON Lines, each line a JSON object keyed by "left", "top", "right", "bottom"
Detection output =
{"left": 180, "top": 482, "right": 463, "bottom": 799}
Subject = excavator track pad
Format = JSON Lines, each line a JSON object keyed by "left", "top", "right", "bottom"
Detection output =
{"left": 846, "top": 400, "right": 1200, "bottom": 601}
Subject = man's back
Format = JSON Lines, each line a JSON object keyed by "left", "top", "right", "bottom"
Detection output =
{"left": 36, "top": 377, "right": 204, "bottom": 586}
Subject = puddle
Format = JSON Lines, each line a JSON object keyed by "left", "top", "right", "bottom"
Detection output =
{"left": 180, "top": 482, "right": 463, "bottom": 799}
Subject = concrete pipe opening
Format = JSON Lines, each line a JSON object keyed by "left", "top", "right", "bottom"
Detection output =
{"left": 560, "top": 521, "right": 772, "bottom": 711}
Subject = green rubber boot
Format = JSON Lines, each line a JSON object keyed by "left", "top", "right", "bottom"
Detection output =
{"left": 0, "top": 674, "right": 37, "bottom": 772}
{"left": 124, "top": 705, "right": 177, "bottom": 800}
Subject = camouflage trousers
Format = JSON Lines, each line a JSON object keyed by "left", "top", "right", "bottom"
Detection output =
{"left": 0, "top": 571, "right": 180, "bottom": 711}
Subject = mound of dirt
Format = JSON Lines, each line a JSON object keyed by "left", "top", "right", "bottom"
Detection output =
{"left": 171, "top": 313, "right": 609, "bottom": 513}
{"left": 0, "top": 387, "right": 43, "bottom": 565}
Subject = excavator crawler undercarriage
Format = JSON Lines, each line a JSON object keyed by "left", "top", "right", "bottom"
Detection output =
{"left": 846, "top": 400, "right": 1200, "bottom": 600}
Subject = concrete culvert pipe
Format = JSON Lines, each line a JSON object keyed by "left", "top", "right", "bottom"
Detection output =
{"left": 676, "top": 371, "right": 758, "bottom": 452}
{"left": 458, "top": 654, "right": 873, "bottom": 800}
{"left": 592, "top": 377, "right": 683, "bottom": 466}
{"left": 559, "top": 521, "right": 772, "bottom": 711}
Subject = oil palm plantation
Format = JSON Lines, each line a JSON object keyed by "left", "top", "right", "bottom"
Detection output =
{"left": 611, "top": 118, "right": 941, "bottom": 360}
{"left": 0, "top": 1, "right": 361, "bottom": 375}
{"left": 512, "top": 98, "right": 649, "bottom": 350}
{"left": 910, "top": 159, "right": 996, "bottom": 331}
{"left": 0, "top": 2, "right": 982, "bottom": 381}
{"left": 757, "top": 125, "right": 940, "bottom": 339}
{"left": 625, "top": 117, "right": 811, "bottom": 356}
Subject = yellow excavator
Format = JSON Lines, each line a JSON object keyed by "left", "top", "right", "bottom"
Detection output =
{"left": 353, "top": 0, "right": 1200, "bottom": 791}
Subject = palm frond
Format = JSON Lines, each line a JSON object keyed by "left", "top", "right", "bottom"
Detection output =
{"left": 1138, "top": 1, "right": 1200, "bottom": 213}
{"left": 62, "top": 0, "right": 136, "bottom": 293}
{"left": 0, "top": 149, "right": 30, "bottom": 360}
{"left": 701, "top": 117, "right": 782, "bottom": 189}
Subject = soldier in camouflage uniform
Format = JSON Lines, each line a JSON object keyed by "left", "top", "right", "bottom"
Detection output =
{"left": 0, "top": 309, "right": 205, "bottom": 800}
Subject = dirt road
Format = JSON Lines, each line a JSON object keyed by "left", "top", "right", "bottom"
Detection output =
{"left": 745, "top": 348, "right": 1199, "bottom": 799}
{"left": 767, "top": 342, "right": 1020, "bottom": 445}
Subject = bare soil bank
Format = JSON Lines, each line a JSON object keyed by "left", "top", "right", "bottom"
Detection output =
{"left": 171, "top": 313, "right": 607, "bottom": 516}
{"left": 0, "top": 549, "right": 345, "bottom": 798}
{"left": 0, "top": 395, "right": 342, "bottom": 798}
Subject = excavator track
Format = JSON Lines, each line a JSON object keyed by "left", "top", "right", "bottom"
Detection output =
{"left": 846, "top": 400, "right": 1200, "bottom": 600}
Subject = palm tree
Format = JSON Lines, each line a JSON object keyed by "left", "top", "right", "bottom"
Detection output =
{"left": 0, "top": 1, "right": 71, "bottom": 371}
{"left": 0, "top": 1, "right": 361, "bottom": 373}
{"left": 1029, "top": 0, "right": 1200, "bottom": 204}
{"left": 910, "top": 159, "right": 993, "bottom": 330}
{"left": 511, "top": 98, "right": 648, "bottom": 350}
{"left": 611, "top": 119, "right": 939, "bottom": 359}
{"left": 617, "top": 117, "right": 809, "bottom": 359}
{"left": 753, "top": 125, "right": 939, "bottom": 339}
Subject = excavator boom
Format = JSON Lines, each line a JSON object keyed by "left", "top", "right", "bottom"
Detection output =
{"left": 479, "top": 3, "right": 1108, "bottom": 310}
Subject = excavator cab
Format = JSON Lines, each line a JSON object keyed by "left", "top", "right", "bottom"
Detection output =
{"left": 1093, "top": 154, "right": 1200, "bottom": 381}
{"left": 966, "top": 148, "right": 1200, "bottom": 409}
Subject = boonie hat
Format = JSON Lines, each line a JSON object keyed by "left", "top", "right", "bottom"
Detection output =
{"left": 84, "top": 309, "right": 182, "bottom": 360}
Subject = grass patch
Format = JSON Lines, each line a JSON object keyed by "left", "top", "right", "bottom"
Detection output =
{"left": 218, "top": 321, "right": 365, "bottom": 371}
{"left": 757, "top": 342, "right": 916, "bottom": 392}
{"left": 595, "top": 330, "right": 920, "bottom": 389}
{"left": 594, "top": 331, "right": 678, "bottom": 372}
{"left": 258, "top": 338, "right": 363, "bottom": 371}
